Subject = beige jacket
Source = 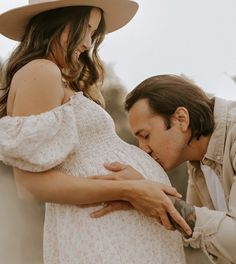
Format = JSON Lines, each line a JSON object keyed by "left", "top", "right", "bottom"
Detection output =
{"left": 183, "top": 97, "right": 236, "bottom": 264}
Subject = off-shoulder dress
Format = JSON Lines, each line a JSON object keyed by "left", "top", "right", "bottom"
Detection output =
{"left": 0, "top": 92, "right": 185, "bottom": 264}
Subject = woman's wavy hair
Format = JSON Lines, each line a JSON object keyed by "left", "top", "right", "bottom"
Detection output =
{"left": 125, "top": 74, "right": 215, "bottom": 143}
{"left": 0, "top": 6, "right": 106, "bottom": 117}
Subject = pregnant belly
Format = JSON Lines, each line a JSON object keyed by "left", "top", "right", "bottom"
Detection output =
{"left": 45, "top": 142, "right": 184, "bottom": 263}
{"left": 65, "top": 142, "right": 170, "bottom": 185}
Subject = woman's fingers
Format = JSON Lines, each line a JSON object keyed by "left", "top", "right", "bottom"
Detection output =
{"left": 77, "top": 202, "right": 102, "bottom": 208}
{"left": 87, "top": 175, "right": 116, "bottom": 180}
{"left": 104, "top": 161, "right": 127, "bottom": 172}
{"left": 161, "top": 184, "right": 182, "bottom": 198}
{"left": 166, "top": 204, "right": 192, "bottom": 236}
{"left": 90, "top": 204, "right": 112, "bottom": 218}
{"left": 90, "top": 201, "right": 133, "bottom": 218}
{"left": 89, "top": 163, "right": 144, "bottom": 182}
{"left": 159, "top": 213, "right": 174, "bottom": 230}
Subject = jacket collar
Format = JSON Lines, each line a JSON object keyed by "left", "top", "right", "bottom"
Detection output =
{"left": 202, "top": 97, "right": 227, "bottom": 165}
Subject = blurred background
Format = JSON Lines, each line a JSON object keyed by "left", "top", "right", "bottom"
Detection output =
{"left": 1, "top": 0, "right": 236, "bottom": 98}
{"left": 1, "top": 0, "right": 236, "bottom": 263}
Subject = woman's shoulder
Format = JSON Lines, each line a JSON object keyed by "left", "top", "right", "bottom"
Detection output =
{"left": 13, "top": 59, "right": 62, "bottom": 83}
{"left": 10, "top": 59, "right": 65, "bottom": 116}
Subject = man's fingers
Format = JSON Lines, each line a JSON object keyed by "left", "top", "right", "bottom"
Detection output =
{"left": 104, "top": 162, "right": 127, "bottom": 172}
{"left": 168, "top": 207, "right": 192, "bottom": 236}
{"left": 162, "top": 184, "right": 182, "bottom": 198}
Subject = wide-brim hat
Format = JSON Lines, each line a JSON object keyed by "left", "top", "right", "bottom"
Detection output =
{"left": 0, "top": 0, "right": 138, "bottom": 41}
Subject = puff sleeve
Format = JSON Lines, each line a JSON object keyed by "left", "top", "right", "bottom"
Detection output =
{"left": 0, "top": 104, "right": 79, "bottom": 172}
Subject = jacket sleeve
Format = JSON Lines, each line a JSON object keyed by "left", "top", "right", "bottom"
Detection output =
{"left": 184, "top": 148, "right": 236, "bottom": 264}
{"left": 183, "top": 205, "right": 236, "bottom": 264}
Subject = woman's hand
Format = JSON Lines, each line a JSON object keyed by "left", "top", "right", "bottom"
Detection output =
{"left": 87, "top": 162, "right": 193, "bottom": 236}
{"left": 86, "top": 162, "right": 141, "bottom": 217}
{"left": 89, "top": 201, "right": 133, "bottom": 218}
{"left": 167, "top": 196, "right": 196, "bottom": 238}
{"left": 126, "top": 180, "right": 192, "bottom": 236}
{"left": 89, "top": 161, "right": 145, "bottom": 181}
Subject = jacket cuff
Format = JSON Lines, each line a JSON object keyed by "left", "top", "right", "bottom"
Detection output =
{"left": 183, "top": 206, "right": 226, "bottom": 263}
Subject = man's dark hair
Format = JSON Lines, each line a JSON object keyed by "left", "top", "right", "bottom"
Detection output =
{"left": 125, "top": 74, "right": 215, "bottom": 142}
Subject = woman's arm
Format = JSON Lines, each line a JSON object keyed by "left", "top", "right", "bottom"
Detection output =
{"left": 14, "top": 167, "right": 128, "bottom": 204}
{"left": 10, "top": 60, "right": 128, "bottom": 204}
{"left": 14, "top": 164, "right": 192, "bottom": 236}
{"left": 86, "top": 162, "right": 193, "bottom": 235}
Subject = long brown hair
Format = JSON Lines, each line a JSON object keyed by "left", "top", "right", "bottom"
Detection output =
{"left": 0, "top": 6, "right": 106, "bottom": 117}
{"left": 125, "top": 74, "right": 215, "bottom": 143}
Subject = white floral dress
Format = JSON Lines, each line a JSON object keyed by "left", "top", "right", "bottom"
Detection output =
{"left": 0, "top": 92, "right": 186, "bottom": 264}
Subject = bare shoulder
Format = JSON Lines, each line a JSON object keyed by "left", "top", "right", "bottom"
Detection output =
{"left": 11, "top": 59, "right": 65, "bottom": 116}
{"left": 12, "top": 59, "right": 62, "bottom": 88}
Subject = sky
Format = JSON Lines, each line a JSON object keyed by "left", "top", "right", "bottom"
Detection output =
{"left": 1, "top": 0, "right": 236, "bottom": 99}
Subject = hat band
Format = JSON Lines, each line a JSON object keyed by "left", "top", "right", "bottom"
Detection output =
{"left": 29, "top": 0, "right": 61, "bottom": 4}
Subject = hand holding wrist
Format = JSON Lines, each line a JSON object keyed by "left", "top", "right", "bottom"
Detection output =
{"left": 168, "top": 195, "right": 196, "bottom": 238}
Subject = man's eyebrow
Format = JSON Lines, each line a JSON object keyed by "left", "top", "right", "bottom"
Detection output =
{"left": 134, "top": 129, "right": 143, "bottom": 137}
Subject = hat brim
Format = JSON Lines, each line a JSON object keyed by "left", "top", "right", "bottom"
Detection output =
{"left": 0, "top": 0, "right": 138, "bottom": 41}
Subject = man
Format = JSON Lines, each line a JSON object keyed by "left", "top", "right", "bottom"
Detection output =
{"left": 91, "top": 75, "right": 236, "bottom": 263}
{"left": 124, "top": 74, "right": 236, "bottom": 264}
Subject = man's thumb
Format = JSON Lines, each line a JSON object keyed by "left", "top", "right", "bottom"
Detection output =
{"left": 104, "top": 161, "right": 126, "bottom": 172}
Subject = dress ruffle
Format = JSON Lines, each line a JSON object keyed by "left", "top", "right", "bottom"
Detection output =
{"left": 0, "top": 103, "right": 79, "bottom": 172}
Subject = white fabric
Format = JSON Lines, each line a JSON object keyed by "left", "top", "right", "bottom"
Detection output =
{"left": 200, "top": 163, "right": 227, "bottom": 211}
{"left": 0, "top": 104, "right": 79, "bottom": 172}
{"left": 229, "top": 176, "right": 236, "bottom": 216}
{"left": 0, "top": 92, "right": 185, "bottom": 264}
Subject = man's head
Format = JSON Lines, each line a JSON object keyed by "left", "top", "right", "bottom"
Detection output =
{"left": 125, "top": 75, "right": 214, "bottom": 171}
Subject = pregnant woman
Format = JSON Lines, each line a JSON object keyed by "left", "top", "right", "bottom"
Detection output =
{"left": 0, "top": 0, "right": 187, "bottom": 263}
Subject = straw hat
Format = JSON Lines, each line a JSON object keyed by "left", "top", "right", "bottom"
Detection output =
{"left": 0, "top": 0, "right": 138, "bottom": 41}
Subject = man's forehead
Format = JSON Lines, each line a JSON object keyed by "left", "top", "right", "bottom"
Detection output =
{"left": 129, "top": 99, "right": 152, "bottom": 116}
{"left": 128, "top": 104, "right": 153, "bottom": 133}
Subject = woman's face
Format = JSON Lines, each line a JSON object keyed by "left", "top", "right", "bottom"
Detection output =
{"left": 53, "top": 7, "right": 102, "bottom": 68}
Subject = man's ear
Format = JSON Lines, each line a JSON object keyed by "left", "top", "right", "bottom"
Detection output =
{"left": 172, "top": 107, "right": 189, "bottom": 131}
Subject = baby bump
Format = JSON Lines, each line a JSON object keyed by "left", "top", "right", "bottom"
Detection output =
{"left": 70, "top": 142, "right": 170, "bottom": 185}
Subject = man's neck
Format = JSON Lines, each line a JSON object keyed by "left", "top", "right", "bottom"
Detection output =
{"left": 187, "top": 135, "right": 211, "bottom": 161}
